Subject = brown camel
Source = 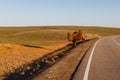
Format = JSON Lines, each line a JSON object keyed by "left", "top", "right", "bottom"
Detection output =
{"left": 67, "top": 30, "right": 85, "bottom": 47}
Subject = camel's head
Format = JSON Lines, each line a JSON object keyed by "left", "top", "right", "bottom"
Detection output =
{"left": 67, "top": 32, "right": 73, "bottom": 41}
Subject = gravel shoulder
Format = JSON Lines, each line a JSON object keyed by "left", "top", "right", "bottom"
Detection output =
{"left": 33, "top": 39, "right": 96, "bottom": 80}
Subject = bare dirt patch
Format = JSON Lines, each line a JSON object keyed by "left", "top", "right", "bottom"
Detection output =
{"left": 10, "top": 29, "right": 69, "bottom": 36}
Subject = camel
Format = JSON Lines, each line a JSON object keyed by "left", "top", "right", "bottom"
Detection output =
{"left": 67, "top": 30, "right": 85, "bottom": 47}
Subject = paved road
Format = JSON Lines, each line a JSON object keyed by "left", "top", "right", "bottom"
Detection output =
{"left": 72, "top": 36, "right": 120, "bottom": 80}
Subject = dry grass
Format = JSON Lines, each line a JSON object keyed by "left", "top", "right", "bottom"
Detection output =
{"left": 0, "top": 26, "right": 120, "bottom": 78}
{"left": 0, "top": 44, "right": 48, "bottom": 76}
{"left": 0, "top": 43, "right": 67, "bottom": 77}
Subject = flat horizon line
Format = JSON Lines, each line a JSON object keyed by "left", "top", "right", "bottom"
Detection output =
{"left": 0, "top": 25, "right": 119, "bottom": 28}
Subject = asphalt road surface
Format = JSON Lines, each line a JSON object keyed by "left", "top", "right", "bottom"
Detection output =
{"left": 72, "top": 36, "right": 120, "bottom": 80}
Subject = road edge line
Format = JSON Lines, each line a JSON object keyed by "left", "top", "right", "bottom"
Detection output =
{"left": 69, "top": 40, "right": 95, "bottom": 80}
{"left": 83, "top": 39, "right": 101, "bottom": 80}
{"left": 113, "top": 36, "right": 120, "bottom": 46}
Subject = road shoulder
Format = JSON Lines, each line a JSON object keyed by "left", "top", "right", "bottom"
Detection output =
{"left": 33, "top": 39, "right": 96, "bottom": 80}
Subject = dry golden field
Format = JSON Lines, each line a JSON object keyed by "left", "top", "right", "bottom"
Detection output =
{"left": 0, "top": 43, "right": 68, "bottom": 77}
{"left": 0, "top": 26, "right": 120, "bottom": 78}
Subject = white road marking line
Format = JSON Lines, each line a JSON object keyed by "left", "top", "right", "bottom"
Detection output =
{"left": 113, "top": 36, "right": 120, "bottom": 46}
{"left": 83, "top": 39, "right": 101, "bottom": 80}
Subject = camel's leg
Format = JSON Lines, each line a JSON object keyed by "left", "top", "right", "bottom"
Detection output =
{"left": 72, "top": 39, "right": 76, "bottom": 47}
{"left": 82, "top": 37, "right": 85, "bottom": 42}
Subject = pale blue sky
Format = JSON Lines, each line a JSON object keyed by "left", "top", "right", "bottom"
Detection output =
{"left": 0, "top": 0, "right": 120, "bottom": 27}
